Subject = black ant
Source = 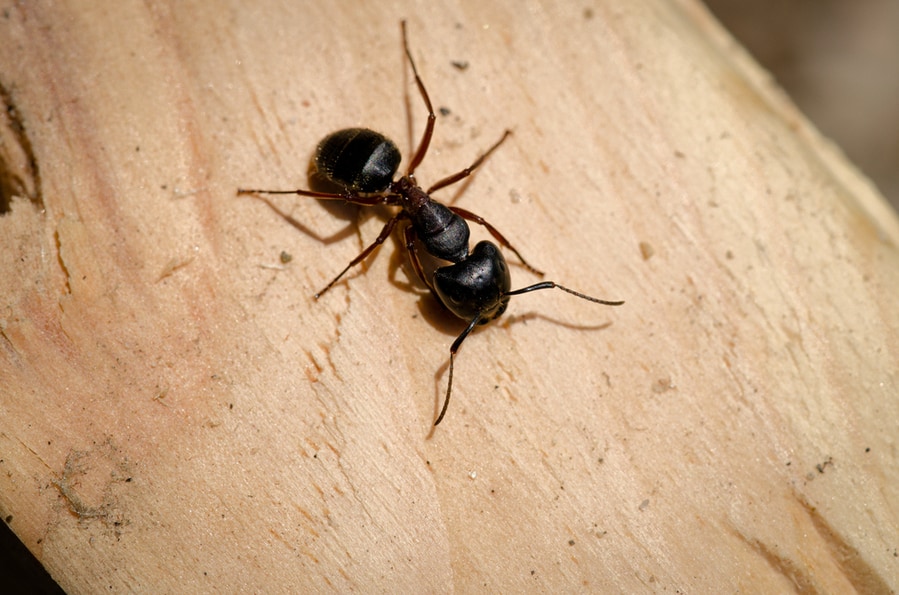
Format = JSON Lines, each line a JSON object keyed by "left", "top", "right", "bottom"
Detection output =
{"left": 239, "top": 21, "right": 623, "bottom": 426}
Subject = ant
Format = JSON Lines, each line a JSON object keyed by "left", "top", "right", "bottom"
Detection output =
{"left": 239, "top": 21, "right": 623, "bottom": 426}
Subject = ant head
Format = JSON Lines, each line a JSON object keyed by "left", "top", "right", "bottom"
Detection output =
{"left": 314, "top": 128, "right": 401, "bottom": 192}
{"left": 433, "top": 241, "right": 511, "bottom": 322}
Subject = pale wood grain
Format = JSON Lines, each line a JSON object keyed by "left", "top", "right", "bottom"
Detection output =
{"left": 1, "top": 1, "right": 897, "bottom": 592}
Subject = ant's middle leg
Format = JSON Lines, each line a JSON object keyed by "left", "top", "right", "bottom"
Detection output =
{"left": 449, "top": 206, "right": 544, "bottom": 276}
{"left": 314, "top": 213, "right": 405, "bottom": 298}
{"left": 426, "top": 130, "right": 512, "bottom": 194}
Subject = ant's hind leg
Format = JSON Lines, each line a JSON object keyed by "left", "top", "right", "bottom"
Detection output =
{"left": 314, "top": 214, "right": 403, "bottom": 299}
{"left": 238, "top": 187, "right": 347, "bottom": 199}
{"left": 402, "top": 20, "right": 437, "bottom": 177}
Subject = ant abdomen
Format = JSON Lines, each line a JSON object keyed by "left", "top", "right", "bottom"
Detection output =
{"left": 433, "top": 241, "right": 511, "bottom": 322}
{"left": 315, "top": 128, "right": 401, "bottom": 192}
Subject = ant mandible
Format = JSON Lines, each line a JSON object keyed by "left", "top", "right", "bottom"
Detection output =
{"left": 239, "top": 20, "right": 623, "bottom": 426}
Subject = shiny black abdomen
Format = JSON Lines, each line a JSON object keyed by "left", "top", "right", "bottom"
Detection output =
{"left": 314, "top": 128, "right": 401, "bottom": 192}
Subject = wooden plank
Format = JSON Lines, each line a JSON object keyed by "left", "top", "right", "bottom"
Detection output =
{"left": 1, "top": 1, "right": 896, "bottom": 592}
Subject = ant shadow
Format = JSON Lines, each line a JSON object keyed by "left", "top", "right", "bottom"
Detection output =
{"left": 243, "top": 165, "right": 366, "bottom": 247}
{"left": 247, "top": 192, "right": 358, "bottom": 246}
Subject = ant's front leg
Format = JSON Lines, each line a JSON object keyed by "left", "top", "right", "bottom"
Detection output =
{"left": 403, "top": 226, "right": 431, "bottom": 289}
{"left": 449, "top": 206, "right": 544, "bottom": 277}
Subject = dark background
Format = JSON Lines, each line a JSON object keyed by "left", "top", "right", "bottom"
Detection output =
{"left": 706, "top": 0, "right": 899, "bottom": 213}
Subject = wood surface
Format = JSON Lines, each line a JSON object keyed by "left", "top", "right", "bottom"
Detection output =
{"left": 1, "top": 1, "right": 897, "bottom": 592}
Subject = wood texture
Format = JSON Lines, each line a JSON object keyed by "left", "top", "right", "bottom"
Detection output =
{"left": 1, "top": 1, "right": 897, "bottom": 592}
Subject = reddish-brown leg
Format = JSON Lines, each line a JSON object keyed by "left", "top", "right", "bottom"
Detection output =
{"left": 402, "top": 225, "right": 433, "bottom": 291}
{"left": 401, "top": 20, "right": 436, "bottom": 178}
{"left": 314, "top": 213, "right": 406, "bottom": 298}
{"left": 238, "top": 187, "right": 398, "bottom": 208}
{"left": 426, "top": 130, "right": 512, "bottom": 194}
{"left": 449, "top": 206, "right": 544, "bottom": 276}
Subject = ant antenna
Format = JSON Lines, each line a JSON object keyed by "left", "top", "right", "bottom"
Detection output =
{"left": 434, "top": 284, "right": 623, "bottom": 425}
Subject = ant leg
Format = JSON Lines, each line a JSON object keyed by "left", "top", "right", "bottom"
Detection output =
{"left": 426, "top": 130, "right": 512, "bottom": 194}
{"left": 239, "top": 187, "right": 346, "bottom": 199}
{"left": 435, "top": 313, "right": 482, "bottom": 426}
{"left": 401, "top": 20, "right": 436, "bottom": 177}
{"left": 315, "top": 213, "right": 404, "bottom": 298}
{"left": 238, "top": 187, "right": 397, "bottom": 208}
{"left": 506, "top": 281, "right": 625, "bottom": 306}
{"left": 402, "top": 225, "right": 434, "bottom": 291}
{"left": 449, "top": 206, "right": 545, "bottom": 276}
